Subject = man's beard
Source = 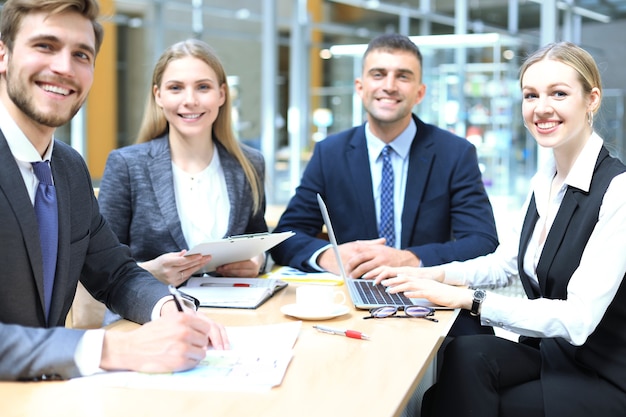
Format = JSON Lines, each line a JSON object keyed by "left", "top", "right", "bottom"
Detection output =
{"left": 5, "top": 65, "right": 84, "bottom": 128}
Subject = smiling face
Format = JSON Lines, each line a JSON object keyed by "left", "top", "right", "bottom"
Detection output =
{"left": 521, "top": 58, "right": 599, "bottom": 154}
{"left": 355, "top": 49, "right": 426, "bottom": 142}
{"left": 154, "top": 56, "right": 226, "bottom": 143}
{"left": 0, "top": 11, "right": 96, "bottom": 134}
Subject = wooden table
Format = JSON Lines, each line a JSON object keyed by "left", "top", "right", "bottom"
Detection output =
{"left": 0, "top": 283, "right": 457, "bottom": 417}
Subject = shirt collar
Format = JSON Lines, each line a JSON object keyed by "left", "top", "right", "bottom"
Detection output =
{"left": 566, "top": 132, "right": 603, "bottom": 193}
{"left": 533, "top": 131, "right": 603, "bottom": 194}
{"left": 365, "top": 117, "right": 416, "bottom": 161}
{"left": 0, "top": 100, "right": 54, "bottom": 162}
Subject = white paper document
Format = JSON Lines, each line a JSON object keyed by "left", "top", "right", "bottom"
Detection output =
{"left": 268, "top": 266, "right": 344, "bottom": 286}
{"left": 186, "top": 231, "right": 294, "bottom": 272}
{"left": 70, "top": 321, "right": 302, "bottom": 391}
{"left": 181, "top": 276, "right": 288, "bottom": 309}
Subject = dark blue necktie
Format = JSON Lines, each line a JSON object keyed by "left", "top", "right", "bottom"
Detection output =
{"left": 32, "top": 161, "right": 58, "bottom": 320}
{"left": 379, "top": 145, "right": 395, "bottom": 247}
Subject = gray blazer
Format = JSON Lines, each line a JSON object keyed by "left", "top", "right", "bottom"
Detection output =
{"left": 98, "top": 135, "right": 267, "bottom": 264}
{"left": 0, "top": 133, "right": 169, "bottom": 381}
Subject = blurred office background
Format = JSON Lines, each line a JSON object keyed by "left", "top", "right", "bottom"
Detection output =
{"left": 1, "top": 0, "right": 625, "bottom": 214}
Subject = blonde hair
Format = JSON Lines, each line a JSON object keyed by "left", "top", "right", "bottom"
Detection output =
{"left": 136, "top": 39, "right": 262, "bottom": 213}
{"left": 519, "top": 41, "right": 603, "bottom": 115}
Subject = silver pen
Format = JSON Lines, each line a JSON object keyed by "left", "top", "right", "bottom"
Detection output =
{"left": 313, "top": 325, "right": 370, "bottom": 340}
{"left": 168, "top": 285, "right": 185, "bottom": 312}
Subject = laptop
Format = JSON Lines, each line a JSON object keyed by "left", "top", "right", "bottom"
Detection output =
{"left": 316, "top": 193, "right": 441, "bottom": 310}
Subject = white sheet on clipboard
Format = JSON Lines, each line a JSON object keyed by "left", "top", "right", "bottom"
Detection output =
{"left": 186, "top": 231, "right": 294, "bottom": 272}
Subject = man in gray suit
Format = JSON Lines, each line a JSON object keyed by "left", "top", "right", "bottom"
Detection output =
{"left": 0, "top": 0, "right": 228, "bottom": 381}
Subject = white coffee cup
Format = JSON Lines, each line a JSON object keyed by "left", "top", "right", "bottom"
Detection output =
{"left": 295, "top": 285, "right": 346, "bottom": 308}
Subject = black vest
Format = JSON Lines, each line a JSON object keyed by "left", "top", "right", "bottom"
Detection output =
{"left": 518, "top": 146, "right": 626, "bottom": 414}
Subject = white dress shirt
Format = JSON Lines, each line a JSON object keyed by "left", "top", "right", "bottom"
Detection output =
{"left": 172, "top": 148, "right": 230, "bottom": 248}
{"left": 443, "top": 133, "right": 626, "bottom": 346}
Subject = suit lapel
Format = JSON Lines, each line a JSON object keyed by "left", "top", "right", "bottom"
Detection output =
{"left": 47, "top": 144, "right": 73, "bottom": 325}
{"left": 0, "top": 133, "right": 48, "bottom": 321}
{"left": 400, "top": 119, "right": 434, "bottom": 247}
{"left": 217, "top": 142, "right": 239, "bottom": 235}
{"left": 518, "top": 195, "right": 542, "bottom": 298}
{"left": 346, "top": 127, "right": 378, "bottom": 237}
{"left": 148, "top": 137, "right": 188, "bottom": 249}
{"left": 535, "top": 188, "right": 579, "bottom": 294}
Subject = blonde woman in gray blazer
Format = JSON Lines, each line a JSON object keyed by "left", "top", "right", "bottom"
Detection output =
{"left": 99, "top": 39, "right": 266, "bottom": 287}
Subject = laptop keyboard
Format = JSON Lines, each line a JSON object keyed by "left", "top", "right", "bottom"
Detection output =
{"left": 353, "top": 280, "right": 413, "bottom": 306}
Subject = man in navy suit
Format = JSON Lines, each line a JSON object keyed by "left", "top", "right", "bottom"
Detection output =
{"left": 271, "top": 33, "right": 498, "bottom": 335}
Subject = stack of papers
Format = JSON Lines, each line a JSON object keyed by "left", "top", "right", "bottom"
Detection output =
{"left": 181, "top": 276, "right": 288, "bottom": 309}
{"left": 70, "top": 321, "right": 302, "bottom": 391}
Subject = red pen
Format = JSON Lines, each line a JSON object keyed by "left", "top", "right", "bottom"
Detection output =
{"left": 313, "top": 325, "right": 370, "bottom": 340}
{"left": 201, "top": 283, "right": 250, "bottom": 287}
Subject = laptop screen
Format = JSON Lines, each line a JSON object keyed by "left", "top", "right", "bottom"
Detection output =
{"left": 316, "top": 193, "right": 348, "bottom": 281}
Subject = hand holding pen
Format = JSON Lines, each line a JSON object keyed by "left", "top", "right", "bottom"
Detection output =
{"left": 168, "top": 285, "right": 230, "bottom": 350}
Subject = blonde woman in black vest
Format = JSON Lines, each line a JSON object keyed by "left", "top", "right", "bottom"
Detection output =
{"left": 367, "top": 42, "right": 626, "bottom": 417}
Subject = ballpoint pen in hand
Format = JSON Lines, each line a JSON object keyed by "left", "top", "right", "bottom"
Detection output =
{"left": 313, "top": 325, "right": 370, "bottom": 340}
{"left": 168, "top": 285, "right": 185, "bottom": 312}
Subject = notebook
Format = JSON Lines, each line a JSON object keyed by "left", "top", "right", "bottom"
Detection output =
{"left": 180, "top": 276, "right": 288, "bottom": 309}
{"left": 316, "top": 193, "right": 442, "bottom": 310}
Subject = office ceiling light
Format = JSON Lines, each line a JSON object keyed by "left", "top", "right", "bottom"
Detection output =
{"left": 319, "top": 49, "right": 333, "bottom": 59}
{"left": 364, "top": 0, "right": 381, "bottom": 9}
{"left": 235, "top": 8, "right": 251, "bottom": 20}
{"left": 330, "top": 33, "right": 519, "bottom": 57}
{"left": 528, "top": 0, "right": 611, "bottom": 22}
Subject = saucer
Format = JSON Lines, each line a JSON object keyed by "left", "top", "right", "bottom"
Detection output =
{"left": 280, "top": 303, "right": 350, "bottom": 320}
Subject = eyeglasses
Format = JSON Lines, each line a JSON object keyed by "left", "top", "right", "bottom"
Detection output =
{"left": 363, "top": 305, "right": 438, "bottom": 322}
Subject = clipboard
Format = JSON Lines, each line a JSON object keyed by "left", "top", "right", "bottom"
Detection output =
{"left": 186, "top": 231, "right": 294, "bottom": 273}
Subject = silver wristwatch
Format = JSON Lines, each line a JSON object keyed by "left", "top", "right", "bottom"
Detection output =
{"left": 470, "top": 289, "right": 486, "bottom": 316}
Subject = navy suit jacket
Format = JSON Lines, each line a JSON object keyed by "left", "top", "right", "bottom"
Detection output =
{"left": 271, "top": 115, "right": 498, "bottom": 271}
{"left": 0, "top": 134, "right": 169, "bottom": 381}
{"left": 98, "top": 135, "right": 267, "bottom": 264}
